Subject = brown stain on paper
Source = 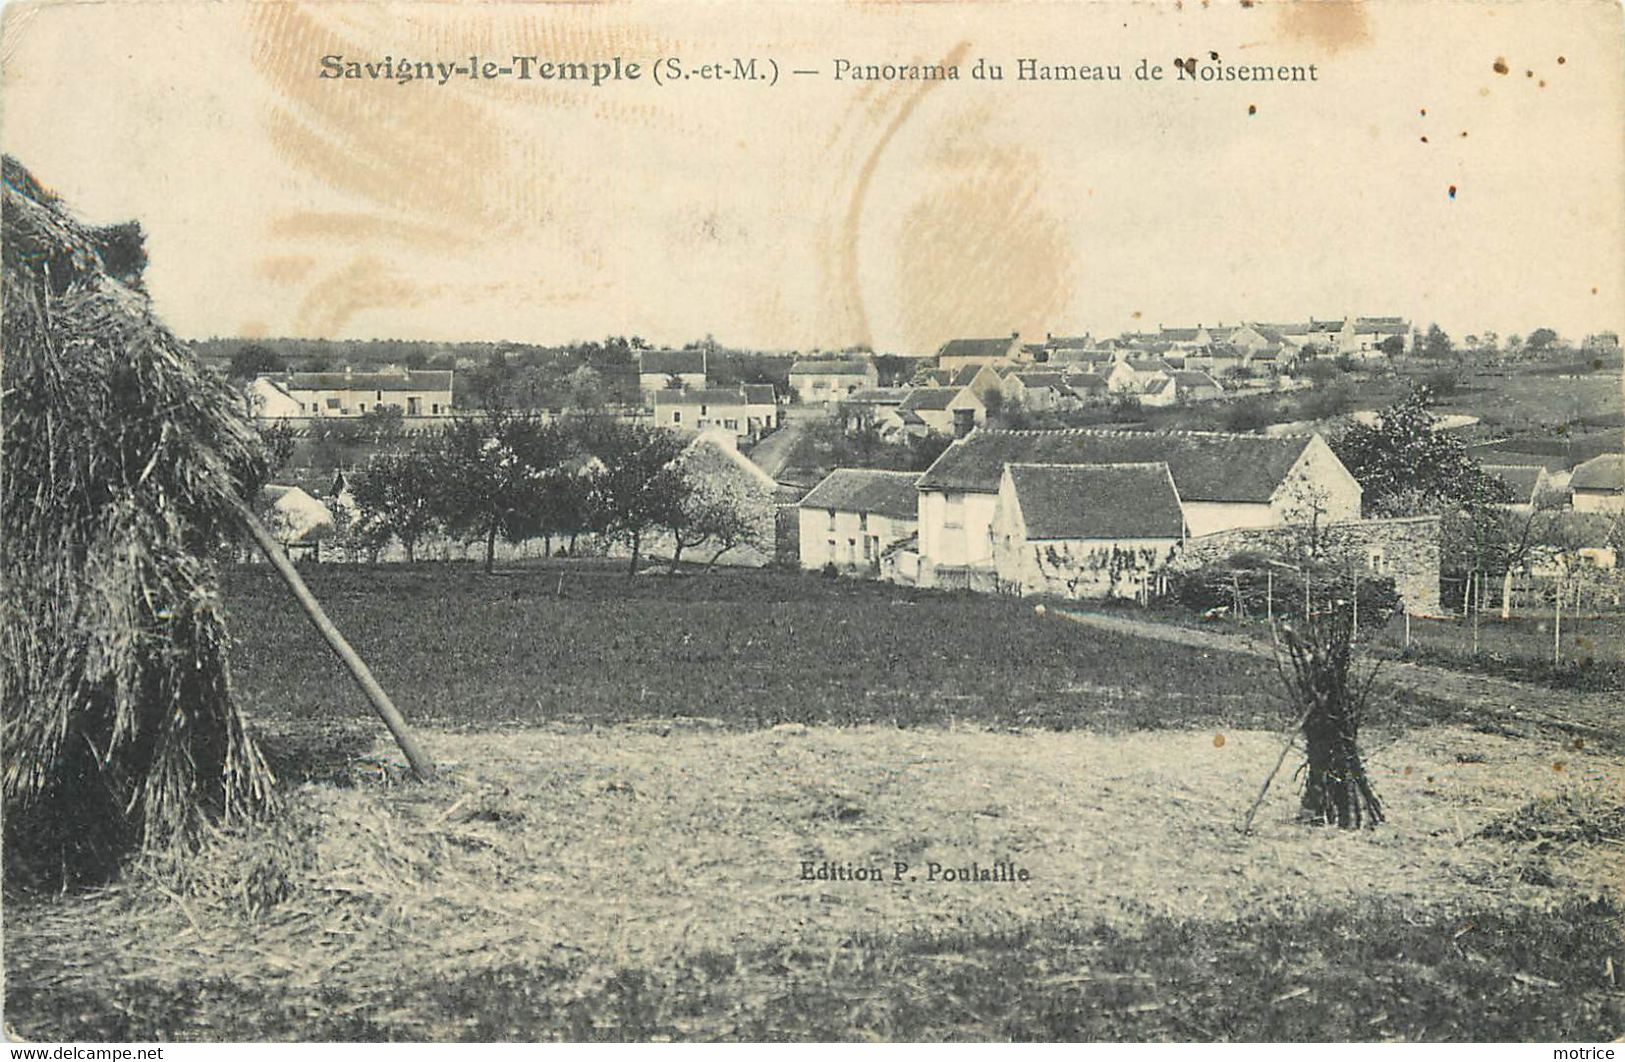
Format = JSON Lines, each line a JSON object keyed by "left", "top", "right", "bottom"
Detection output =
{"left": 1275, "top": 2, "right": 1371, "bottom": 54}
{"left": 832, "top": 40, "right": 974, "bottom": 348}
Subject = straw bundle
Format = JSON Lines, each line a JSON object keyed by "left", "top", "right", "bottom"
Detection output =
{"left": 2, "top": 157, "right": 275, "bottom": 884}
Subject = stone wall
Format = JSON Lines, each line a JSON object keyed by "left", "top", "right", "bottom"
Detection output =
{"left": 1172, "top": 515, "right": 1442, "bottom": 615}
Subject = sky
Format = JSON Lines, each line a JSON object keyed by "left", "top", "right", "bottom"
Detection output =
{"left": 2, "top": 0, "right": 1621, "bottom": 356}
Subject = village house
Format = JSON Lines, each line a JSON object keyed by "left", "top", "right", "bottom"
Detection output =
{"left": 1003, "top": 371, "right": 1079, "bottom": 412}
{"left": 936, "top": 333, "right": 1024, "bottom": 372}
{"left": 1349, "top": 317, "right": 1410, "bottom": 354}
{"left": 797, "top": 468, "right": 921, "bottom": 574}
{"left": 899, "top": 386, "right": 986, "bottom": 436}
{"left": 911, "top": 428, "right": 1361, "bottom": 578}
{"left": 838, "top": 387, "right": 910, "bottom": 432}
{"left": 638, "top": 349, "right": 708, "bottom": 397}
{"left": 1570, "top": 454, "right": 1624, "bottom": 513}
{"left": 1061, "top": 370, "right": 1110, "bottom": 403}
{"left": 789, "top": 357, "right": 879, "bottom": 402}
{"left": 1140, "top": 369, "right": 1224, "bottom": 408}
{"left": 1047, "top": 348, "right": 1115, "bottom": 372}
{"left": 990, "top": 462, "right": 1187, "bottom": 598}
{"left": 652, "top": 386, "right": 777, "bottom": 440}
{"left": 249, "top": 368, "right": 454, "bottom": 419}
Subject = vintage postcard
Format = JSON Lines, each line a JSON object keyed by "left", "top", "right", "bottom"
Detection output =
{"left": 2, "top": 0, "right": 1622, "bottom": 1047}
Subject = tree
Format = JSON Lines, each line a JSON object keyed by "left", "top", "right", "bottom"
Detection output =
{"left": 1421, "top": 324, "right": 1453, "bottom": 359}
{"left": 348, "top": 449, "right": 444, "bottom": 563}
{"left": 438, "top": 412, "right": 571, "bottom": 573}
{"left": 584, "top": 423, "right": 690, "bottom": 576}
{"left": 1329, "top": 388, "right": 1509, "bottom": 516}
{"left": 256, "top": 421, "right": 297, "bottom": 476}
{"left": 229, "top": 344, "right": 286, "bottom": 380}
{"left": 1525, "top": 327, "right": 1560, "bottom": 353}
{"left": 1376, "top": 335, "right": 1405, "bottom": 357}
{"left": 664, "top": 442, "right": 772, "bottom": 569}
{"left": 565, "top": 365, "right": 605, "bottom": 410}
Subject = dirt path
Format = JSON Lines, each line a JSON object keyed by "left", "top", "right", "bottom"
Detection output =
{"left": 1053, "top": 608, "right": 1622, "bottom": 749}
{"left": 743, "top": 410, "right": 814, "bottom": 481}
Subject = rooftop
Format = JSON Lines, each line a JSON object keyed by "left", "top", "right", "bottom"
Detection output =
{"left": 799, "top": 468, "right": 922, "bottom": 521}
{"left": 1005, "top": 462, "right": 1185, "bottom": 540}
{"left": 918, "top": 428, "right": 1318, "bottom": 503}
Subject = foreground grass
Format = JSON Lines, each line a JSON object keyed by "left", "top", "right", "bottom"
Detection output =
{"left": 9, "top": 900, "right": 1619, "bottom": 1041}
{"left": 223, "top": 562, "right": 1413, "bottom": 733}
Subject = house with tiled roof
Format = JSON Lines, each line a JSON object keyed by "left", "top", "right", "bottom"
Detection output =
{"left": 798, "top": 468, "right": 922, "bottom": 574}
{"left": 913, "top": 428, "right": 1360, "bottom": 574}
{"left": 789, "top": 357, "right": 879, "bottom": 402}
{"left": 1349, "top": 317, "right": 1410, "bottom": 355}
{"left": 1140, "top": 370, "right": 1224, "bottom": 408}
{"left": 653, "top": 386, "right": 777, "bottom": 441}
{"left": 1570, "top": 454, "right": 1624, "bottom": 513}
{"left": 638, "top": 349, "right": 708, "bottom": 397}
{"left": 991, "top": 462, "right": 1187, "bottom": 598}
{"left": 899, "top": 385, "right": 985, "bottom": 437}
{"left": 1047, "top": 348, "right": 1115, "bottom": 370}
{"left": 1063, "top": 370, "right": 1110, "bottom": 400}
{"left": 1003, "top": 371, "right": 1079, "bottom": 412}
{"left": 251, "top": 368, "right": 454, "bottom": 419}
{"left": 936, "top": 333, "right": 1024, "bottom": 372}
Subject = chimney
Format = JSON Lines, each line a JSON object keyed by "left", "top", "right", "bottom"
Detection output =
{"left": 953, "top": 408, "right": 976, "bottom": 439}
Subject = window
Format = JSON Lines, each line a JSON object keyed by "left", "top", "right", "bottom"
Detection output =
{"left": 1366, "top": 547, "right": 1387, "bottom": 574}
{"left": 944, "top": 493, "right": 964, "bottom": 529}
{"left": 724, "top": 419, "right": 738, "bottom": 430}
{"left": 863, "top": 536, "right": 873, "bottom": 560}
{"left": 672, "top": 411, "right": 682, "bottom": 424}
{"left": 826, "top": 509, "right": 836, "bottom": 531}
{"left": 858, "top": 512, "right": 868, "bottom": 531}
{"left": 359, "top": 403, "right": 367, "bottom": 412}
{"left": 431, "top": 404, "right": 440, "bottom": 415}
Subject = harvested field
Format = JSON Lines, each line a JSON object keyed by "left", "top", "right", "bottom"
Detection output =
{"left": 8, "top": 720, "right": 1623, "bottom": 1041}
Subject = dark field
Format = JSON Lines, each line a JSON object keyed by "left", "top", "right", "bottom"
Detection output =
{"left": 223, "top": 561, "right": 1337, "bottom": 734}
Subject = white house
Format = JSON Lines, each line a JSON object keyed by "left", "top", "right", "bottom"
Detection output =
{"left": 912, "top": 428, "right": 1361, "bottom": 576}
{"left": 653, "top": 386, "right": 777, "bottom": 440}
{"left": 990, "top": 462, "right": 1187, "bottom": 598}
{"left": 797, "top": 468, "right": 921, "bottom": 574}
{"left": 1570, "top": 455, "right": 1624, "bottom": 513}
{"left": 789, "top": 358, "right": 879, "bottom": 402}
{"left": 638, "top": 349, "right": 708, "bottom": 397}
{"left": 250, "top": 369, "right": 454, "bottom": 419}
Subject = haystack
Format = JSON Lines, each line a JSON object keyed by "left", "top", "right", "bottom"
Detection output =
{"left": 1, "top": 157, "right": 275, "bottom": 883}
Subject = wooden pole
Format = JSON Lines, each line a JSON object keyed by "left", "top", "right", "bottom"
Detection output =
{"left": 1554, "top": 575, "right": 1562, "bottom": 666}
{"left": 238, "top": 505, "right": 436, "bottom": 781}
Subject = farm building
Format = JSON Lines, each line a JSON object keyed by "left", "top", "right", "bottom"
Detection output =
{"left": 250, "top": 369, "right": 453, "bottom": 419}
{"left": 911, "top": 428, "right": 1360, "bottom": 581}
{"left": 789, "top": 357, "right": 878, "bottom": 402}
{"left": 797, "top": 468, "right": 921, "bottom": 574}
{"left": 991, "top": 463, "right": 1186, "bottom": 598}
{"left": 638, "top": 349, "right": 708, "bottom": 397}
{"left": 1569, "top": 454, "right": 1624, "bottom": 513}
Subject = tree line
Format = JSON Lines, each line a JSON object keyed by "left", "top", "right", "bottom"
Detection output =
{"left": 326, "top": 413, "right": 768, "bottom": 575}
